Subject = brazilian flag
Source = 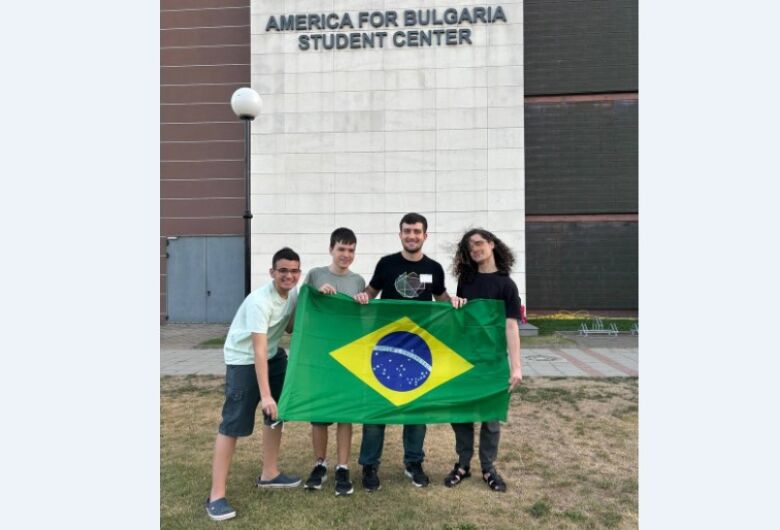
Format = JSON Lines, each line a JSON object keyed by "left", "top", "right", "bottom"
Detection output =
{"left": 278, "top": 284, "right": 510, "bottom": 424}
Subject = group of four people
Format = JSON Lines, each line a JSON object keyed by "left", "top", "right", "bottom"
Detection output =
{"left": 205, "top": 212, "right": 523, "bottom": 521}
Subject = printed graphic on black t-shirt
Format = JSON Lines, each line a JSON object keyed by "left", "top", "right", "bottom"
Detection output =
{"left": 393, "top": 272, "right": 427, "bottom": 298}
{"left": 457, "top": 272, "right": 521, "bottom": 318}
{"left": 369, "top": 252, "right": 446, "bottom": 301}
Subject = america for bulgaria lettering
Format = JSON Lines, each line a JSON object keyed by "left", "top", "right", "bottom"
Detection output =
{"left": 263, "top": 6, "right": 508, "bottom": 51}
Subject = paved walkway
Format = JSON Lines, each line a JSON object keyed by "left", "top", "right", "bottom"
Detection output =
{"left": 160, "top": 324, "right": 638, "bottom": 377}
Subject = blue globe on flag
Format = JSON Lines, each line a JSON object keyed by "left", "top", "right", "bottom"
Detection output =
{"left": 371, "top": 331, "right": 432, "bottom": 392}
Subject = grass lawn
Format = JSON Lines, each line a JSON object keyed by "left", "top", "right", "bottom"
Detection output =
{"left": 195, "top": 336, "right": 227, "bottom": 349}
{"left": 161, "top": 376, "right": 637, "bottom": 529}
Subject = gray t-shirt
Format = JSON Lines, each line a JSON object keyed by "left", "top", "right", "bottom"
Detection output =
{"left": 304, "top": 266, "right": 365, "bottom": 296}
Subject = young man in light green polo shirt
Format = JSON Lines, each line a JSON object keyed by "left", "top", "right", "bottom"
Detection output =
{"left": 206, "top": 247, "right": 303, "bottom": 522}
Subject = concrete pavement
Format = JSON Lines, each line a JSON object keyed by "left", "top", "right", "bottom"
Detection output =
{"left": 160, "top": 324, "right": 638, "bottom": 377}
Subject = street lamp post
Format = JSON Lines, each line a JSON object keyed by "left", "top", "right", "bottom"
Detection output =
{"left": 230, "top": 87, "right": 263, "bottom": 296}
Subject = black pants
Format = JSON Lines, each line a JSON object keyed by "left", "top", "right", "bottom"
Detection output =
{"left": 451, "top": 421, "right": 501, "bottom": 472}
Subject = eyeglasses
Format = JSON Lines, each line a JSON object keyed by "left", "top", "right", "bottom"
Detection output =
{"left": 274, "top": 268, "right": 302, "bottom": 275}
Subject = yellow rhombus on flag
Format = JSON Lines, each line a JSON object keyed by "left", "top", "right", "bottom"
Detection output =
{"left": 330, "top": 316, "right": 474, "bottom": 406}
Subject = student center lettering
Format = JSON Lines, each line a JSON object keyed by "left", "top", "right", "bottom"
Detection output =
{"left": 265, "top": 6, "right": 508, "bottom": 50}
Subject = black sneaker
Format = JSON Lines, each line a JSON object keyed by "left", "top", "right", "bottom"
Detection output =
{"left": 304, "top": 461, "right": 328, "bottom": 490}
{"left": 362, "top": 464, "right": 381, "bottom": 492}
{"left": 334, "top": 467, "right": 354, "bottom": 496}
{"left": 404, "top": 461, "right": 430, "bottom": 488}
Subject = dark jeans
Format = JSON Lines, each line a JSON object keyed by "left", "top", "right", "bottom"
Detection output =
{"left": 451, "top": 421, "right": 501, "bottom": 472}
{"left": 358, "top": 424, "right": 426, "bottom": 466}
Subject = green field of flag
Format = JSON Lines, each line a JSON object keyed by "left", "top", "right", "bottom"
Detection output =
{"left": 278, "top": 285, "right": 510, "bottom": 424}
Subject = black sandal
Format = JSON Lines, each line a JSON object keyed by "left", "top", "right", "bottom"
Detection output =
{"left": 443, "top": 463, "right": 471, "bottom": 487}
{"left": 483, "top": 469, "right": 507, "bottom": 492}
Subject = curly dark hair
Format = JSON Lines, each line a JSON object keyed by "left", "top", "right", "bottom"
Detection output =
{"left": 452, "top": 228, "right": 515, "bottom": 283}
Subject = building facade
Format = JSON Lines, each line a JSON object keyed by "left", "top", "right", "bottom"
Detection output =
{"left": 160, "top": 0, "right": 637, "bottom": 323}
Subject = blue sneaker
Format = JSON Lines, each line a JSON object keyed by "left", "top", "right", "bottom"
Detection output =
{"left": 205, "top": 497, "right": 236, "bottom": 521}
{"left": 256, "top": 473, "right": 302, "bottom": 488}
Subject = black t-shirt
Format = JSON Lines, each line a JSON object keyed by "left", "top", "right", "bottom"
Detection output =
{"left": 456, "top": 272, "right": 521, "bottom": 318}
{"left": 369, "top": 252, "right": 446, "bottom": 301}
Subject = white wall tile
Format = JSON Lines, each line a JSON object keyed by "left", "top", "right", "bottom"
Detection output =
{"left": 437, "top": 211, "right": 488, "bottom": 232}
{"left": 334, "top": 131, "right": 385, "bottom": 153}
{"left": 386, "top": 109, "right": 436, "bottom": 130}
{"left": 382, "top": 47, "right": 438, "bottom": 70}
{"left": 436, "top": 108, "right": 488, "bottom": 130}
{"left": 333, "top": 152, "right": 385, "bottom": 173}
{"left": 333, "top": 212, "right": 388, "bottom": 234}
{"left": 487, "top": 148, "right": 525, "bottom": 170}
{"left": 486, "top": 190, "right": 524, "bottom": 211}
{"left": 334, "top": 172, "right": 385, "bottom": 193}
{"left": 486, "top": 45, "right": 522, "bottom": 67}
{"left": 385, "top": 130, "right": 436, "bottom": 152}
{"left": 435, "top": 66, "right": 487, "bottom": 89}
{"left": 385, "top": 192, "right": 437, "bottom": 213}
{"left": 252, "top": 53, "right": 286, "bottom": 75}
{"left": 435, "top": 86, "right": 487, "bottom": 109}
{"left": 487, "top": 106, "right": 523, "bottom": 128}
{"left": 487, "top": 23, "right": 525, "bottom": 47}
{"left": 335, "top": 90, "right": 386, "bottom": 112}
{"left": 437, "top": 190, "right": 487, "bottom": 212}
{"left": 384, "top": 89, "right": 436, "bottom": 111}
{"left": 384, "top": 69, "right": 435, "bottom": 90}
{"left": 436, "top": 129, "right": 488, "bottom": 150}
{"left": 487, "top": 128, "right": 524, "bottom": 149}
{"left": 333, "top": 110, "right": 385, "bottom": 132}
{"left": 486, "top": 65, "right": 524, "bottom": 87}
{"left": 385, "top": 171, "right": 437, "bottom": 192}
{"left": 250, "top": 0, "right": 524, "bottom": 295}
{"left": 284, "top": 112, "right": 335, "bottom": 133}
{"left": 487, "top": 169, "right": 524, "bottom": 191}
{"left": 487, "top": 86, "right": 522, "bottom": 108}
{"left": 435, "top": 170, "right": 488, "bottom": 192}
{"left": 253, "top": 213, "right": 335, "bottom": 233}
{"left": 436, "top": 148, "right": 488, "bottom": 171}
{"left": 486, "top": 210, "right": 524, "bottom": 231}
{"left": 385, "top": 150, "right": 436, "bottom": 171}
{"left": 334, "top": 193, "right": 386, "bottom": 213}
{"left": 334, "top": 49, "right": 384, "bottom": 71}
{"left": 251, "top": 73, "right": 286, "bottom": 95}
{"left": 283, "top": 173, "right": 336, "bottom": 194}
{"left": 285, "top": 193, "right": 335, "bottom": 214}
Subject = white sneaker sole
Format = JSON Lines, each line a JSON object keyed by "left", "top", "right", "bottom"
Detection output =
{"left": 206, "top": 509, "right": 236, "bottom": 521}
{"left": 257, "top": 479, "right": 302, "bottom": 488}
{"left": 335, "top": 485, "right": 354, "bottom": 496}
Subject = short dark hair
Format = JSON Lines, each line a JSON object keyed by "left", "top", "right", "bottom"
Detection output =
{"left": 329, "top": 227, "right": 357, "bottom": 249}
{"left": 271, "top": 247, "right": 300, "bottom": 268}
{"left": 399, "top": 212, "right": 428, "bottom": 233}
